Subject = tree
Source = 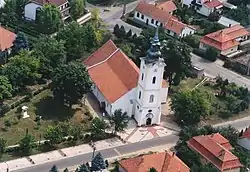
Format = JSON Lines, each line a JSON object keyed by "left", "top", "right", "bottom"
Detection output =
{"left": 225, "top": 95, "right": 239, "bottom": 113}
{"left": 171, "top": 89, "right": 211, "bottom": 125}
{"left": 91, "top": 8, "right": 101, "bottom": 27}
{"left": 205, "top": 47, "right": 218, "bottom": 62}
{"left": 37, "top": 4, "right": 62, "bottom": 34}
{"left": 44, "top": 125, "right": 64, "bottom": 146}
{"left": 1, "top": 0, "right": 18, "bottom": 23}
{"left": 0, "top": 76, "right": 13, "bottom": 103}
{"left": 90, "top": 117, "right": 107, "bottom": 139}
{"left": 219, "top": 125, "right": 239, "bottom": 146}
{"left": 51, "top": 61, "right": 92, "bottom": 106}
{"left": 70, "top": 124, "right": 84, "bottom": 141}
{"left": 76, "top": 164, "right": 90, "bottom": 172}
{"left": 50, "top": 165, "right": 59, "bottom": 172}
{"left": 63, "top": 168, "right": 69, "bottom": 172}
{"left": 113, "top": 24, "right": 120, "bottom": 36}
{"left": 162, "top": 39, "right": 192, "bottom": 87}
{"left": 109, "top": 109, "right": 129, "bottom": 134}
{"left": 0, "top": 138, "right": 6, "bottom": 158}
{"left": 117, "top": 25, "right": 126, "bottom": 38}
{"left": 34, "top": 36, "right": 66, "bottom": 78}
{"left": 84, "top": 23, "right": 103, "bottom": 49}
{"left": 224, "top": 5, "right": 250, "bottom": 26}
{"left": 19, "top": 134, "right": 36, "bottom": 155}
{"left": 91, "top": 152, "right": 106, "bottom": 171}
{"left": 12, "top": 32, "right": 29, "bottom": 55}
{"left": 126, "top": 29, "right": 132, "bottom": 39}
{"left": 3, "top": 51, "right": 41, "bottom": 88}
{"left": 56, "top": 22, "right": 87, "bottom": 61}
{"left": 70, "top": 0, "right": 85, "bottom": 20}
{"left": 149, "top": 167, "right": 157, "bottom": 172}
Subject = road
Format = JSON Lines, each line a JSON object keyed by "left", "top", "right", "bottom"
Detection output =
{"left": 14, "top": 135, "right": 179, "bottom": 172}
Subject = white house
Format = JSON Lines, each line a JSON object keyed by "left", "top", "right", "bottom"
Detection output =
{"left": 24, "top": 0, "right": 70, "bottom": 21}
{"left": 84, "top": 32, "right": 168, "bottom": 126}
{"left": 181, "top": 0, "right": 223, "bottom": 17}
{"left": 218, "top": 16, "right": 240, "bottom": 28}
{"left": 134, "top": 1, "right": 196, "bottom": 38}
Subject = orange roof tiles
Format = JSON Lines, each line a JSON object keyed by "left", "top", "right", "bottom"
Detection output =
{"left": 119, "top": 152, "right": 190, "bottom": 172}
{"left": 187, "top": 133, "right": 243, "bottom": 171}
{"left": 204, "top": 0, "right": 223, "bottom": 8}
{"left": 157, "top": 0, "right": 177, "bottom": 13}
{"left": 32, "top": 0, "right": 67, "bottom": 6}
{"left": 0, "top": 26, "right": 16, "bottom": 51}
{"left": 200, "top": 24, "right": 249, "bottom": 51}
{"left": 164, "top": 18, "right": 187, "bottom": 34}
{"left": 135, "top": 1, "right": 173, "bottom": 23}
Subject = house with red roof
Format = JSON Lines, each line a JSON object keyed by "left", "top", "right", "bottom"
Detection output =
{"left": 0, "top": 26, "right": 16, "bottom": 63}
{"left": 24, "top": 0, "right": 70, "bottom": 21}
{"left": 238, "top": 127, "right": 250, "bottom": 153}
{"left": 181, "top": 0, "right": 223, "bottom": 16}
{"left": 119, "top": 151, "right": 190, "bottom": 172}
{"left": 199, "top": 24, "right": 249, "bottom": 55}
{"left": 187, "top": 133, "right": 243, "bottom": 172}
{"left": 84, "top": 30, "right": 169, "bottom": 126}
{"left": 133, "top": 1, "right": 195, "bottom": 38}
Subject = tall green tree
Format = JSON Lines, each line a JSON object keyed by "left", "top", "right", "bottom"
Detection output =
{"left": 76, "top": 164, "right": 90, "bottom": 172}
{"left": 51, "top": 61, "right": 92, "bottom": 106}
{"left": 12, "top": 32, "right": 29, "bottom": 55}
{"left": 44, "top": 125, "right": 64, "bottom": 146}
{"left": 37, "top": 4, "right": 62, "bottom": 34}
{"left": 1, "top": 0, "right": 17, "bottom": 23}
{"left": 149, "top": 167, "right": 157, "bottom": 172}
{"left": 162, "top": 39, "right": 192, "bottom": 87}
{"left": 171, "top": 89, "right": 211, "bottom": 125}
{"left": 34, "top": 36, "right": 66, "bottom": 78}
{"left": 56, "top": 22, "right": 87, "bottom": 61}
{"left": 90, "top": 118, "right": 107, "bottom": 139}
{"left": 0, "top": 138, "right": 6, "bottom": 158}
{"left": 91, "top": 152, "right": 106, "bottom": 171}
{"left": 3, "top": 51, "right": 41, "bottom": 88}
{"left": 19, "top": 134, "right": 36, "bottom": 155}
{"left": 69, "top": 0, "right": 85, "bottom": 20}
{"left": 50, "top": 165, "right": 59, "bottom": 172}
{"left": 0, "top": 76, "right": 13, "bottom": 103}
{"left": 224, "top": 5, "right": 250, "bottom": 26}
{"left": 108, "top": 109, "right": 129, "bottom": 134}
{"left": 63, "top": 168, "right": 69, "bottom": 172}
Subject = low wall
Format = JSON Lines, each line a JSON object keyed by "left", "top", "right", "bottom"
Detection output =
{"left": 77, "top": 12, "right": 92, "bottom": 25}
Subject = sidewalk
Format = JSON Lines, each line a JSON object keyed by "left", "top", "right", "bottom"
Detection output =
{"left": 0, "top": 138, "right": 124, "bottom": 172}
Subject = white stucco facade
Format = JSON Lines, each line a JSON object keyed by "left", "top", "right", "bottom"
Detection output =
{"left": 180, "top": 26, "right": 196, "bottom": 38}
{"left": 134, "top": 11, "right": 163, "bottom": 28}
{"left": 24, "top": 3, "right": 41, "bottom": 21}
{"left": 134, "top": 58, "right": 166, "bottom": 126}
{"left": 0, "top": 0, "right": 5, "bottom": 8}
{"left": 181, "top": 0, "right": 193, "bottom": 7}
{"left": 24, "top": 1, "right": 70, "bottom": 21}
{"left": 196, "top": 5, "right": 213, "bottom": 17}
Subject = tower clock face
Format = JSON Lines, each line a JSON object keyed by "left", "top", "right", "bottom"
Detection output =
{"left": 146, "top": 113, "right": 153, "bottom": 118}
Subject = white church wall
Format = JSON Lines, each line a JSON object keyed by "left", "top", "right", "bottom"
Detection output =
{"left": 111, "top": 88, "right": 136, "bottom": 117}
{"left": 160, "top": 87, "right": 168, "bottom": 103}
{"left": 91, "top": 84, "right": 112, "bottom": 115}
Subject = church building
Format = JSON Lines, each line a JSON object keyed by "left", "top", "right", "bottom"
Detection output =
{"left": 83, "top": 30, "right": 168, "bottom": 126}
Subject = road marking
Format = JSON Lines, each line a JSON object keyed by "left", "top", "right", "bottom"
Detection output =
{"left": 114, "top": 148, "right": 121, "bottom": 156}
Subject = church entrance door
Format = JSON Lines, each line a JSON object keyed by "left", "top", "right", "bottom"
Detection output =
{"left": 146, "top": 118, "right": 152, "bottom": 125}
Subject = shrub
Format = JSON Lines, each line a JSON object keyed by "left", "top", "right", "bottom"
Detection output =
{"left": 12, "top": 117, "right": 19, "bottom": 125}
{"left": 4, "top": 120, "right": 11, "bottom": 127}
{"left": 204, "top": 47, "right": 218, "bottom": 62}
{"left": 193, "top": 48, "right": 206, "bottom": 57}
{"left": 1, "top": 127, "right": 8, "bottom": 132}
{"left": 113, "top": 24, "right": 120, "bottom": 36}
{"left": 0, "top": 105, "right": 10, "bottom": 116}
{"left": 126, "top": 29, "right": 132, "bottom": 39}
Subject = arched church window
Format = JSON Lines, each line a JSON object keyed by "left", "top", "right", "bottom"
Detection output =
{"left": 152, "top": 77, "right": 156, "bottom": 84}
{"left": 149, "top": 95, "right": 154, "bottom": 103}
{"left": 141, "top": 73, "right": 144, "bottom": 81}
{"left": 139, "top": 91, "right": 141, "bottom": 99}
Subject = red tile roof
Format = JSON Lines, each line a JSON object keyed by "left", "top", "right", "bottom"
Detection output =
{"left": 0, "top": 27, "right": 16, "bottom": 51}
{"left": 241, "top": 127, "right": 250, "bottom": 139}
{"left": 119, "top": 151, "right": 190, "bottom": 172}
{"left": 157, "top": 0, "right": 177, "bottom": 13}
{"left": 164, "top": 18, "right": 187, "bottom": 35}
{"left": 200, "top": 24, "right": 249, "bottom": 51}
{"left": 84, "top": 40, "right": 168, "bottom": 104}
{"left": 187, "top": 133, "right": 243, "bottom": 171}
{"left": 204, "top": 0, "right": 223, "bottom": 8}
{"left": 31, "top": 0, "right": 67, "bottom": 6}
{"left": 135, "top": 1, "right": 173, "bottom": 23}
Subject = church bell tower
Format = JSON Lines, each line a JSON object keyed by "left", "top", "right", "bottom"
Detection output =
{"left": 134, "top": 28, "right": 166, "bottom": 126}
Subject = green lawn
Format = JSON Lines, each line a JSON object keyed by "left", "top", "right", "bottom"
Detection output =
{"left": 0, "top": 89, "right": 91, "bottom": 145}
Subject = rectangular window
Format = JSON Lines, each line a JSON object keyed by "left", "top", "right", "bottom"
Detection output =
{"left": 152, "top": 77, "right": 156, "bottom": 84}
{"left": 156, "top": 21, "right": 158, "bottom": 25}
{"left": 139, "top": 91, "right": 141, "bottom": 99}
{"left": 141, "top": 73, "right": 144, "bottom": 80}
{"left": 151, "top": 19, "right": 154, "bottom": 24}
{"left": 137, "top": 12, "right": 140, "bottom": 18}
{"left": 141, "top": 15, "right": 144, "bottom": 19}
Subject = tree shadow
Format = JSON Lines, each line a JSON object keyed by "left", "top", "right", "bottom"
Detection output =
{"left": 34, "top": 96, "right": 76, "bottom": 121}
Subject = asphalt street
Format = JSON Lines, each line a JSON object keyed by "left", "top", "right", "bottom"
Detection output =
{"left": 14, "top": 135, "right": 179, "bottom": 172}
